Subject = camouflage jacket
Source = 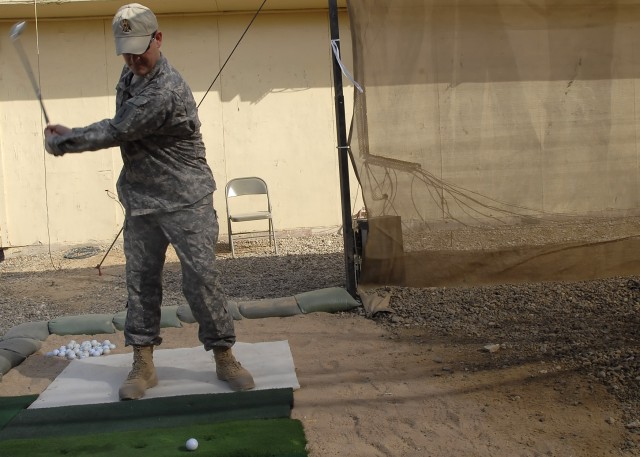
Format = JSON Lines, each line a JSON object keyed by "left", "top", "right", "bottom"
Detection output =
{"left": 46, "top": 55, "right": 216, "bottom": 216}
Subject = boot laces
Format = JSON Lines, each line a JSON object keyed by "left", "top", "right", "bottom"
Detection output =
{"left": 224, "top": 359, "right": 243, "bottom": 375}
{"left": 215, "top": 352, "right": 243, "bottom": 375}
{"left": 127, "top": 350, "right": 150, "bottom": 380}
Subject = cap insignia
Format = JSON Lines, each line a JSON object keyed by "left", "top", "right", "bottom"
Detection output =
{"left": 121, "top": 19, "right": 131, "bottom": 33}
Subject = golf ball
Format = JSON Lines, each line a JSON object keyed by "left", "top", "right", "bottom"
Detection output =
{"left": 185, "top": 438, "right": 198, "bottom": 451}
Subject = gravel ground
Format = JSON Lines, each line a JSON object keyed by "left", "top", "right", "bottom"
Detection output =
{"left": 0, "top": 234, "right": 348, "bottom": 334}
{"left": 1, "top": 232, "right": 639, "bottom": 431}
{"left": 372, "top": 279, "right": 640, "bottom": 429}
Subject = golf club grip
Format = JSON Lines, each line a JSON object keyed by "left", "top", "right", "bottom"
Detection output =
{"left": 39, "top": 99, "right": 50, "bottom": 125}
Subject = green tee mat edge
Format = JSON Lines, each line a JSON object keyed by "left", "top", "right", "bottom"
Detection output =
{"left": 0, "top": 417, "right": 308, "bottom": 457}
{"left": 0, "top": 395, "right": 39, "bottom": 431}
{"left": 0, "top": 388, "right": 294, "bottom": 440}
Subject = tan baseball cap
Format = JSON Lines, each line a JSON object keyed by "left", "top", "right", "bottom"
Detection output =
{"left": 112, "top": 3, "right": 158, "bottom": 55}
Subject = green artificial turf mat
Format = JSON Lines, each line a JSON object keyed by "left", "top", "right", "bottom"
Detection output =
{"left": 0, "top": 388, "right": 294, "bottom": 440}
{"left": 0, "top": 395, "right": 38, "bottom": 431}
{"left": 0, "top": 417, "right": 308, "bottom": 457}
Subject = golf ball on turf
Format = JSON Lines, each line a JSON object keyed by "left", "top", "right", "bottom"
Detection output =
{"left": 186, "top": 438, "right": 198, "bottom": 451}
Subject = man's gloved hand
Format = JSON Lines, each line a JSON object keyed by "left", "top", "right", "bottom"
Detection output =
{"left": 44, "top": 137, "right": 63, "bottom": 156}
{"left": 44, "top": 124, "right": 71, "bottom": 156}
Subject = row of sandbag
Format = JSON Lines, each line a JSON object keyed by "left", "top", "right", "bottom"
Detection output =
{"left": 0, "top": 287, "right": 360, "bottom": 376}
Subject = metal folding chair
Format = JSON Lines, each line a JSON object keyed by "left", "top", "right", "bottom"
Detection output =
{"left": 225, "top": 177, "right": 278, "bottom": 258}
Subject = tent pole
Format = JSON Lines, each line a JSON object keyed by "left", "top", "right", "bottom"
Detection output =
{"left": 328, "top": 0, "right": 357, "bottom": 297}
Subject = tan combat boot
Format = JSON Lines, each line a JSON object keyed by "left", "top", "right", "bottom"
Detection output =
{"left": 213, "top": 347, "right": 255, "bottom": 391}
{"left": 119, "top": 345, "right": 158, "bottom": 400}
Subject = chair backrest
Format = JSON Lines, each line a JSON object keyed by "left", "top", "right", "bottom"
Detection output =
{"left": 226, "top": 177, "right": 268, "bottom": 198}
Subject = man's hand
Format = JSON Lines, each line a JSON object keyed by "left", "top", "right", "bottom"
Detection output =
{"left": 44, "top": 124, "right": 71, "bottom": 156}
{"left": 45, "top": 124, "right": 71, "bottom": 136}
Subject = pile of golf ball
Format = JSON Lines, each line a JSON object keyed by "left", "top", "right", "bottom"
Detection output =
{"left": 45, "top": 339, "right": 117, "bottom": 360}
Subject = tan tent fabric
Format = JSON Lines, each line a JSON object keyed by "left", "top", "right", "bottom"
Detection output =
{"left": 348, "top": 0, "right": 640, "bottom": 287}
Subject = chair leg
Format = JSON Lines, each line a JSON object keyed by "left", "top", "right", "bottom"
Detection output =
{"left": 270, "top": 218, "right": 278, "bottom": 255}
{"left": 227, "top": 218, "right": 235, "bottom": 258}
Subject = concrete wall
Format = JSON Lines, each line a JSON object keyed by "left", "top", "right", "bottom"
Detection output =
{"left": 0, "top": 0, "right": 358, "bottom": 249}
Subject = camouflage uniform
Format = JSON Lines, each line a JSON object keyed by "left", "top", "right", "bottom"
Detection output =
{"left": 46, "top": 55, "right": 235, "bottom": 350}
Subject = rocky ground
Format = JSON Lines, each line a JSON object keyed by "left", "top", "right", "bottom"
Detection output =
{"left": 1, "top": 232, "right": 639, "bottom": 446}
{"left": 373, "top": 280, "right": 640, "bottom": 433}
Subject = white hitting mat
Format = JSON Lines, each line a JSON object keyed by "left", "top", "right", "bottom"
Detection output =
{"left": 30, "top": 341, "right": 299, "bottom": 409}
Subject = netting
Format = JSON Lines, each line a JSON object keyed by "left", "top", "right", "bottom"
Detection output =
{"left": 348, "top": 0, "right": 640, "bottom": 287}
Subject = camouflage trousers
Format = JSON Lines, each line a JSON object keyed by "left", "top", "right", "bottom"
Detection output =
{"left": 122, "top": 193, "right": 235, "bottom": 350}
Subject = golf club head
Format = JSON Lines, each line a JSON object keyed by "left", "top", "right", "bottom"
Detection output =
{"left": 9, "top": 21, "right": 26, "bottom": 41}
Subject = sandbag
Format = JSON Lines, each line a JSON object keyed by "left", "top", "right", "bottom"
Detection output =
{"left": 0, "top": 338, "right": 42, "bottom": 356}
{"left": 1, "top": 321, "right": 50, "bottom": 341}
{"left": 0, "top": 356, "right": 11, "bottom": 375}
{"left": 48, "top": 314, "right": 115, "bottom": 336}
{"left": 0, "top": 349, "right": 26, "bottom": 375}
{"left": 159, "top": 306, "right": 182, "bottom": 328}
{"left": 227, "top": 301, "right": 243, "bottom": 321}
{"left": 176, "top": 305, "right": 197, "bottom": 324}
{"left": 294, "top": 287, "right": 360, "bottom": 314}
{"left": 112, "top": 311, "right": 127, "bottom": 331}
{"left": 239, "top": 297, "right": 301, "bottom": 319}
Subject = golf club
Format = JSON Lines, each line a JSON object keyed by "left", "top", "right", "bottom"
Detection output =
{"left": 9, "top": 21, "right": 50, "bottom": 124}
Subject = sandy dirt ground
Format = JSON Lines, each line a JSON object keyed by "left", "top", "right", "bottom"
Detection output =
{"left": 1, "top": 312, "right": 633, "bottom": 456}
{"left": 0, "top": 244, "right": 637, "bottom": 457}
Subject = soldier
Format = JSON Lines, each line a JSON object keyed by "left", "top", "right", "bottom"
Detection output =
{"left": 44, "top": 3, "right": 255, "bottom": 399}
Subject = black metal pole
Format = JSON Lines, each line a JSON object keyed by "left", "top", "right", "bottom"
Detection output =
{"left": 328, "top": 0, "right": 357, "bottom": 297}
